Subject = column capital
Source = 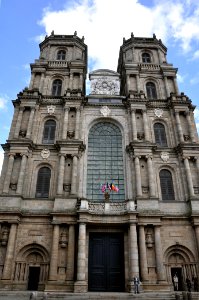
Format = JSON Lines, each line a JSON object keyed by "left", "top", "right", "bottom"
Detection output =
{"left": 194, "top": 156, "right": 199, "bottom": 161}
{"left": 72, "top": 154, "right": 79, "bottom": 159}
{"left": 146, "top": 154, "right": 153, "bottom": 160}
{"left": 20, "top": 152, "right": 29, "bottom": 158}
{"left": 182, "top": 155, "right": 190, "bottom": 160}
{"left": 64, "top": 106, "right": 70, "bottom": 112}
{"left": 133, "top": 155, "right": 141, "bottom": 160}
{"left": 8, "top": 152, "right": 16, "bottom": 157}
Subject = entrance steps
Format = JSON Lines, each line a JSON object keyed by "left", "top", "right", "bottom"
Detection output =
{"left": 0, "top": 291, "right": 198, "bottom": 300}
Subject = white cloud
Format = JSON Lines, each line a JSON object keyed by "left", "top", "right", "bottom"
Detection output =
{"left": 37, "top": 0, "right": 199, "bottom": 72}
{"left": 194, "top": 108, "right": 199, "bottom": 134}
{"left": 177, "top": 73, "right": 185, "bottom": 83}
{"left": 191, "top": 49, "right": 199, "bottom": 60}
{"left": 0, "top": 94, "right": 9, "bottom": 110}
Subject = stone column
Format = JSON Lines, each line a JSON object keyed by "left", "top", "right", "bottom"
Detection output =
{"left": 136, "top": 74, "right": 140, "bottom": 92}
{"left": 75, "top": 108, "right": 80, "bottom": 139}
{"left": 174, "top": 111, "right": 184, "bottom": 143}
{"left": 26, "top": 108, "right": 35, "bottom": 139}
{"left": 69, "top": 73, "right": 73, "bottom": 90}
{"left": 39, "top": 73, "right": 45, "bottom": 93}
{"left": 8, "top": 106, "right": 19, "bottom": 139}
{"left": 185, "top": 111, "right": 195, "bottom": 143}
{"left": 29, "top": 73, "right": 35, "bottom": 89}
{"left": 62, "top": 107, "right": 69, "bottom": 139}
{"left": 142, "top": 110, "right": 150, "bottom": 141}
{"left": 2, "top": 223, "right": 18, "bottom": 280}
{"left": 131, "top": 109, "right": 137, "bottom": 141}
{"left": 49, "top": 224, "right": 59, "bottom": 281}
{"left": 173, "top": 77, "right": 179, "bottom": 95}
{"left": 154, "top": 226, "right": 166, "bottom": 281}
{"left": 183, "top": 156, "right": 195, "bottom": 197}
{"left": 3, "top": 153, "right": 15, "bottom": 194}
{"left": 134, "top": 156, "right": 142, "bottom": 197}
{"left": 139, "top": 225, "right": 148, "bottom": 281}
{"left": 14, "top": 107, "right": 24, "bottom": 138}
{"left": 57, "top": 154, "right": 65, "bottom": 195}
{"left": 164, "top": 76, "right": 170, "bottom": 98}
{"left": 16, "top": 154, "right": 28, "bottom": 194}
{"left": 71, "top": 155, "right": 78, "bottom": 195}
{"left": 146, "top": 155, "right": 156, "bottom": 198}
{"left": 75, "top": 222, "right": 87, "bottom": 292}
{"left": 129, "top": 223, "right": 139, "bottom": 291}
{"left": 127, "top": 75, "right": 131, "bottom": 94}
{"left": 66, "top": 225, "right": 75, "bottom": 283}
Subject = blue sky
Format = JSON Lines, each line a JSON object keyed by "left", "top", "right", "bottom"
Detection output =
{"left": 0, "top": 0, "right": 199, "bottom": 172}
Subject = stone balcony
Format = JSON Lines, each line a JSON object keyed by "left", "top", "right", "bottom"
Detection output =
{"left": 78, "top": 199, "right": 136, "bottom": 215}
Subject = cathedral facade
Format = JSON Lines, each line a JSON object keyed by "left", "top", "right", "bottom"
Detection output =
{"left": 0, "top": 32, "right": 199, "bottom": 293}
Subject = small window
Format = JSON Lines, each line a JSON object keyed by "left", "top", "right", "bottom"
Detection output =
{"left": 43, "top": 120, "right": 56, "bottom": 144}
{"left": 52, "top": 79, "right": 62, "bottom": 96}
{"left": 154, "top": 123, "right": 168, "bottom": 147}
{"left": 57, "top": 50, "right": 66, "bottom": 60}
{"left": 160, "top": 169, "right": 175, "bottom": 200}
{"left": 146, "top": 82, "right": 157, "bottom": 99}
{"left": 142, "top": 53, "right": 151, "bottom": 63}
{"left": 36, "top": 167, "right": 51, "bottom": 198}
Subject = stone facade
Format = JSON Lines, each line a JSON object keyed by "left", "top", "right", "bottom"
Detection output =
{"left": 0, "top": 32, "right": 199, "bottom": 293}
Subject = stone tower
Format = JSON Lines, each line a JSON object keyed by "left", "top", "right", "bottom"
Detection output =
{"left": 0, "top": 32, "right": 199, "bottom": 295}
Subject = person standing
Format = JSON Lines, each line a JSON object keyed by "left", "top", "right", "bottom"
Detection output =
{"left": 173, "top": 274, "right": 179, "bottom": 291}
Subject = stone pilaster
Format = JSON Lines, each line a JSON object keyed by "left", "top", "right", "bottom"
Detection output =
{"left": 62, "top": 107, "right": 69, "bottom": 139}
{"left": 146, "top": 155, "right": 156, "bottom": 198}
{"left": 16, "top": 153, "right": 28, "bottom": 194}
{"left": 183, "top": 156, "right": 195, "bottom": 197}
{"left": 3, "top": 153, "right": 15, "bottom": 194}
{"left": 39, "top": 73, "right": 45, "bottom": 93}
{"left": 75, "top": 108, "right": 81, "bottom": 139}
{"left": 2, "top": 224, "right": 18, "bottom": 280}
{"left": 79, "top": 74, "right": 83, "bottom": 90}
{"left": 164, "top": 76, "right": 170, "bottom": 98}
{"left": 185, "top": 111, "right": 195, "bottom": 143}
{"left": 26, "top": 108, "right": 35, "bottom": 139}
{"left": 66, "top": 225, "right": 75, "bottom": 287}
{"left": 71, "top": 155, "right": 78, "bottom": 195}
{"left": 139, "top": 225, "right": 148, "bottom": 281}
{"left": 29, "top": 73, "right": 35, "bottom": 89}
{"left": 14, "top": 107, "right": 24, "bottom": 138}
{"left": 74, "top": 223, "right": 87, "bottom": 292}
{"left": 194, "top": 226, "right": 199, "bottom": 254}
{"left": 174, "top": 111, "right": 184, "bottom": 143}
{"left": 8, "top": 106, "right": 19, "bottom": 139}
{"left": 131, "top": 109, "right": 137, "bottom": 141}
{"left": 134, "top": 156, "right": 142, "bottom": 197}
{"left": 154, "top": 226, "right": 166, "bottom": 282}
{"left": 69, "top": 73, "right": 73, "bottom": 90}
{"left": 173, "top": 77, "right": 179, "bottom": 95}
{"left": 128, "top": 223, "right": 139, "bottom": 292}
{"left": 57, "top": 154, "right": 65, "bottom": 195}
{"left": 142, "top": 110, "right": 150, "bottom": 141}
{"left": 49, "top": 224, "right": 59, "bottom": 281}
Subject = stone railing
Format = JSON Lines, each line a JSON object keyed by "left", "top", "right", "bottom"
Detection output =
{"left": 139, "top": 63, "right": 160, "bottom": 71}
{"left": 79, "top": 199, "right": 136, "bottom": 214}
{"left": 48, "top": 60, "right": 68, "bottom": 67}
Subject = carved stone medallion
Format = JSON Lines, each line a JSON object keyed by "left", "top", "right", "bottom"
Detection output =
{"left": 160, "top": 152, "right": 169, "bottom": 162}
{"left": 100, "top": 106, "right": 111, "bottom": 117}
{"left": 90, "top": 77, "right": 120, "bottom": 95}
{"left": 154, "top": 108, "right": 163, "bottom": 118}
{"left": 47, "top": 105, "right": 56, "bottom": 115}
{"left": 41, "top": 148, "right": 50, "bottom": 159}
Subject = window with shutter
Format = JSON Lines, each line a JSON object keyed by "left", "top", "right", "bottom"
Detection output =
{"left": 42, "top": 120, "right": 56, "bottom": 144}
{"left": 146, "top": 82, "right": 157, "bottom": 99}
{"left": 52, "top": 79, "right": 62, "bottom": 96}
{"left": 154, "top": 123, "right": 168, "bottom": 146}
{"left": 160, "top": 169, "right": 175, "bottom": 200}
{"left": 36, "top": 167, "right": 51, "bottom": 198}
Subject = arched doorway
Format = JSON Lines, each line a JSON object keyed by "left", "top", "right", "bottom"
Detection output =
{"left": 164, "top": 245, "right": 197, "bottom": 291}
{"left": 14, "top": 243, "right": 49, "bottom": 291}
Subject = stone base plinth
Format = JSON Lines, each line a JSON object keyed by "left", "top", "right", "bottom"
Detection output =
{"left": 142, "top": 282, "right": 171, "bottom": 292}
{"left": 45, "top": 281, "right": 73, "bottom": 292}
{"left": 74, "top": 280, "right": 87, "bottom": 292}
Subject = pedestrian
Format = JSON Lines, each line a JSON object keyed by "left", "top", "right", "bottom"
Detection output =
{"left": 173, "top": 273, "right": 179, "bottom": 291}
{"left": 134, "top": 276, "right": 140, "bottom": 294}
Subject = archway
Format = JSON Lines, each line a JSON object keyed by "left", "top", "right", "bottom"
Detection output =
{"left": 164, "top": 244, "right": 197, "bottom": 291}
{"left": 14, "top": 243, "right": 50, "bottom": 291}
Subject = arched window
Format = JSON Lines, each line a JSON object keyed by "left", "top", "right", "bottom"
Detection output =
{"left": 36, "top": 167, "right": 51, "bottom": 198}
{"left": 52, "top": 79, "right": 62, "bottom": 96}
{"left": 160, "top": 169, "right": 175, "bottom": 200}
{"left": 146, "top": 82, "right": 157, "bottom": 99}
{"left": 42, "top": 120, "right": 56, "bottom": 144}
{"left": 87, "top": 122, "right": 125, "bottom": 201}
{"left": 142, "top": 52, "right": 151, "bottom": 63}
{"left": 57, "top": 50, "right": 66, "bottom": 60}
{"left": 154, "top": 123, "right": 168, "bottom": 147}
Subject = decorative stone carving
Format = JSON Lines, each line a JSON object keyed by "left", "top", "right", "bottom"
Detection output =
{"left": 183, "top": 134, "right": 190, "bottom": 141}
{"left": 41, "top": 148, "right": 50, "bottom": 159}
{"left": 146, "top": 231, "right": 154, "bottom": 248}
{"left": 142, "top": 186, "right": 149, "bottom": 194}
{"left": 59, "top": 229, "right": 68, "bottom": 248}
{"left": 1, "top": 226, "right": 9, "bottom": 246}
{"left": 137, "top": 132, "right": 145, "bottom": 140}
{"left": 10, "top": 183, "right": 17, "bottom": 190}
{"left": 100, "top": 106, "right": 111, "bottom": 117}
{"left": 160, "top": 152, "right": 169, "bottom": 163}
{"left": 154, "top": 108, "right": 163, "bottom": 118}
{"left": 63, "top": 183, "right": 71, "bottom": 192}
{"left": 90, "top": 77, "right": 120, "bottom": 95}
{"left": 47, "top": 105, "right": 56, "bottom": 115}
{"left": 19, "top": 130, "right": 26, "bottom": 137}
{"left": 67, "top": 130, "right": 75, "bottom": 139}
